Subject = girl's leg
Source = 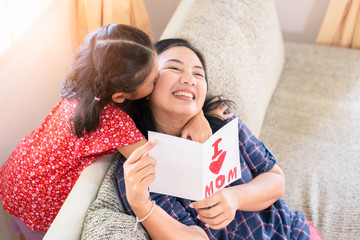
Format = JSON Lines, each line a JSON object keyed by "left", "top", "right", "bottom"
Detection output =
{"left": 10, "top": 215, "right": 46, "bottom": 240}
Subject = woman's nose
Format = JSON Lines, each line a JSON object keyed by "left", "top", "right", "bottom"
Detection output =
{"left": 180, "top": 72, "right": 196, "bottom": 85}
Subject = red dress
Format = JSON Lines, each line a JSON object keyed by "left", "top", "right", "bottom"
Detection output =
{"left": 0, "top": 98, "right": 144, "bottom": 231}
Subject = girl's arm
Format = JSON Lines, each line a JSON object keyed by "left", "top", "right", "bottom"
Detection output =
{"left": 181, "top": 110, "right": 212, "bottom": 143}
{"left": 117, "top": 112, "right": 211, "bottom": 158}
{"left": 116, "top": 139, "right": 148, "bottom": 159}
{"left": 117, "top": 111, "right": 211, "bottom": 158}
{"left": 190, "top": 164, "right": 285, "bottom": 229}
{"left": 123, "top": 141, "right": 209, "bottom": 240}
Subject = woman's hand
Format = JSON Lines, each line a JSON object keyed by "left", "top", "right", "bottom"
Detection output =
{"left": 191, "top": 164, "right": 285, "bottom": 230}
{"left": 181, "top": 110, "right": 212, "bottom": 143}
{"left": 190, "top": 188, "right": 238, "bottom": 229}
{"left": 123, "top": 140, "right": 157, "bottom": 218}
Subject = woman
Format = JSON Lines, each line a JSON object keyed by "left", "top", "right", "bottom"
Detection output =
{"left": 116, "top": 39, "right": 321, "bottom": 239}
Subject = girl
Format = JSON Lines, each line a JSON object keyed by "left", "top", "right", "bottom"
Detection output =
{"left": 0, "top": 25, "right": 211, "bottom": 239}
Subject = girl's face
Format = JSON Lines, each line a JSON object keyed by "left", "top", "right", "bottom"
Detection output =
{"left": 150, "top": 46, "right": 207, "bottom": 118}
{"left": 126, "top": 54, "right": 159, "bottom": 100}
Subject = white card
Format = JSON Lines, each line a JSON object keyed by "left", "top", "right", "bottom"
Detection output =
{"left": 148, "top": 118, "right": 241, "bottom": 201}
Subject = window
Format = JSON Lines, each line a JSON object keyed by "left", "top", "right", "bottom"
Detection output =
{"left": 0, "top": 0, "right": 53, "bottom": 56}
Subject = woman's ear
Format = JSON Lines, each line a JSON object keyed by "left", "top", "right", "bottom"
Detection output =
{"left": 112, "top": 92, "right": 126, "bottom": 103}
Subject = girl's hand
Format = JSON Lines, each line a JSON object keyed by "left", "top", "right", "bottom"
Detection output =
{"left": 123, "top": 140, "right": 157, "bottom": 216}
{"left": 207, "top": 97, "right": 234, "bottom": 120}
{"left": 181, "top": 110, "right": 212, "bottom": 143}
{"left": 190, "top": 188, "right": 238, "bottom": 229}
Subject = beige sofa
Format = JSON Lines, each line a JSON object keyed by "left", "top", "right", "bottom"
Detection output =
{"left": 47, "top": 0, "right": 360, "bottom": 239}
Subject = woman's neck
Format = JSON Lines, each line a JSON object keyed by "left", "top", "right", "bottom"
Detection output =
{"left": 151, "top": 109, "right": 190, "bottom": 137}
{"left": 154, "top": 119, "right": 189, "bottom": 136}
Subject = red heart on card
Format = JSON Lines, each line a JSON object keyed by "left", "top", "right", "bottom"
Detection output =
{"left": 209, "top": 151, "right": 227, "bottom": 175}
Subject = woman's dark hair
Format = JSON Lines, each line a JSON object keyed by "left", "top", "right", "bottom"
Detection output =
{"left": 60, "top": 24, "right": 155, "bottom": 137}
{"left": 127, "top": 38, "right": 234, "bottom": 138}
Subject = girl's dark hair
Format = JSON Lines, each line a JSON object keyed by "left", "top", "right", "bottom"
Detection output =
{"left": 61, "top": 24, "right": 155, "bottom": 137}
{"left": 127, "top": 38, "right": 234, "bottom": 138}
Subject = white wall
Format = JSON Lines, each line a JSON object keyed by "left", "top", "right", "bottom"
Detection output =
{"left": 143, "top": 0, "right": 181, "bottom": 40}
{"left": 0, "top": 1, "right": 76, "bottom": 165}
{"left": 275, "top": 0, "right": 330, "bottom": 43}
{"left": 0, "top": 1, "right": 76, "bottom": 239}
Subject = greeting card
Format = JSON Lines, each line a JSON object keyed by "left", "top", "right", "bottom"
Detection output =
{"left": 148, "top": 118, "right": 241, "bottom": 201}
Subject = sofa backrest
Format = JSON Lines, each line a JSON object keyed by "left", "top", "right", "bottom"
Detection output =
{"left": 161, "top": 0, "right": 284, "bottom": 137}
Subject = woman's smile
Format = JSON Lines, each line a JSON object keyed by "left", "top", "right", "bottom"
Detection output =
{"left": 172, "top": 90, "right": 195, "bottom": 100}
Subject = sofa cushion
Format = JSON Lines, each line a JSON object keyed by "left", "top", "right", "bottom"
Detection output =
{"left": 260, "top": 42, "right": 360, "bottom": 240}
{"left": 165, "top": 0, "right": 284, "bottom": 137}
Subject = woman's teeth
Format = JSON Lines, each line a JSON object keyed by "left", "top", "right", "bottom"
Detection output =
{"left": 173, "top": 91, "right": 194, "bottom": 99}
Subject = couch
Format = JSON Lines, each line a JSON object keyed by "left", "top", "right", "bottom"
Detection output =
{"left": 45, "top": 0, "right": 360, "bottom": 239}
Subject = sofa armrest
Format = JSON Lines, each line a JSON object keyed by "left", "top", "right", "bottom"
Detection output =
{"left": 43, "top": 154, "right": 115, "bottom": 240}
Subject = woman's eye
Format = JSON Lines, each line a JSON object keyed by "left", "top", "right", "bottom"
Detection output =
{"left": 195, "top": 73, "right": 205, "bottom": 78}
{"left": 168, "top": 67, "right": 179, "bottom": 71}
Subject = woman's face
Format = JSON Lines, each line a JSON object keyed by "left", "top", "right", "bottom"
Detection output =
{"left": 150, "top": 46, "right": 207, "bottom": 119}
